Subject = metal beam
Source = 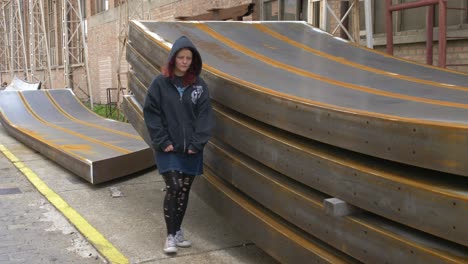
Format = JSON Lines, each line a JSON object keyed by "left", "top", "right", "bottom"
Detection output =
{"left": 62, "top": 0, "right": 93, "bottom": 108}
{"left": 28, "top": 0, "right": 53, "bottom": 87}
{"left": 385, "top": 0, "right": 447, "bottom": 67}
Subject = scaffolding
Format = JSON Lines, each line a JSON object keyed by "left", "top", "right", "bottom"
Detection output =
{"left": 0, "top": 1, "right": 10, "bottom": 84}
{"left": 113, "top": 0, "right": 150, "bottom": 117}
{"left": 28, "top": 0, "right": 52, "bottom": 87}
{"left": 62, "top": 0, "right": 93, "bottom": 107}
{"left": 311, "top": 0, "right": 373, "bottom": 48}
{"left": 0, "top": 0, "right": 92, "bottom": 106}
{"left": 3, "top": 0, "right": 29, "bottom": 80}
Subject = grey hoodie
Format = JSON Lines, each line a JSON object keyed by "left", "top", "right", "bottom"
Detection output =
{"left": 143, "top": 36, "right": 214, "bottom": 153}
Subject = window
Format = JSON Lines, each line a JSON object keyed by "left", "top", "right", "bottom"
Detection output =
{"left": 262, "top": 0, "right": 308, "bottom": 21}
{"left": 95, "top": 0, "right": 109, "bottom": 14}
{"left": 283, "top": 0, "right": 298, "bottom": 20}
{"left": 371, "top": 0, "right": 468, "bottom": 34}
{"left": 309, "top": 0, "right": 320, "bottom": 27}
{"left": 264, "top": 0, "right": 279, "bottom": 20}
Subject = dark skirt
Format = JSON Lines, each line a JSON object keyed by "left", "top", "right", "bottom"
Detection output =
{"left": 155, "top": 151, "right": 203, "bottom": 176}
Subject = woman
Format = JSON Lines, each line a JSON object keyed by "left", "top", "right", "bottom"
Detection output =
{"left": 143, "top": 36, "right": 213, "bottom": 254}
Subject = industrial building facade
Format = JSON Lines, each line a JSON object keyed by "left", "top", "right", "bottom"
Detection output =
{"left": 1, "top": 0, "right": 468, "bottom": 104}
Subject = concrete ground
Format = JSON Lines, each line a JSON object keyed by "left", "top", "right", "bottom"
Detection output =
{"left": 0, "top": 124, "right": 278, "bottom": 264}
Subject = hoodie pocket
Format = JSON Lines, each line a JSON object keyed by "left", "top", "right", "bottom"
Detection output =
{"left": 167, "top": 124, "right": 182, "bottom": 151}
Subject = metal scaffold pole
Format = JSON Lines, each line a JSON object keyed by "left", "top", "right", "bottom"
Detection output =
{"left": 318, "top": 0, "right": 373, "bottom": 48}
{"left": 115, "top": 0, "right": 150, "bottom": 117}
{"left": 0, "top": 1, "right": 11, "bottom": 84}
{"left": 62, "top": 0, "right": 93, "bottom": 108}
{"left": 77, "top": 0, "right": 93, "bottom": 108}
{"left": 62, "top": 0, "right": 71, "bottom": 89}
{"left": 8, "top": 0, "right": 29, "bottom": 80}
{"left": 28, "top": 0, "right": 53, "bottom": 88}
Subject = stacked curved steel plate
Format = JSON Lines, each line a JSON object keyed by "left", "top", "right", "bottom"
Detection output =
{"left": 0, "top": 89, "right": 154, "bottom": 184}
{"left": 124, "top": 21, "right": 468, "bottom": 263}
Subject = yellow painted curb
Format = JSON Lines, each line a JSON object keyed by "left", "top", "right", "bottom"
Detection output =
{"left": 0, "top": 144, "right": 129, "bottom": 264}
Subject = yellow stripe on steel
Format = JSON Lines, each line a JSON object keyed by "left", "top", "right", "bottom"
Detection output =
{"left": 208, "top": 140, "right": 323, "bottom": 207}
{"left": 349, "top": 218, "right": 467, "bottom": 263}
{"left": 18, "top": 92, "right": 131, "bottom": 154}
{"left": 213, "top": 104, "right": 468, "bottom": 200}
{"left": 131, "top": 71, "right": 148, "bottom": 92}
{"left": 127, "top": 43, "right": 160, "bottom": 74}
{"left": 254, "top": 24, "right": 468, "bottom": 92}
{"left": 0, "top": 110, "right": 89, "bottom": 163}
{"left": 0, "top": 145, "right": 129, "bottom": 264}
{"left": 127, "top": 96, "right": 145, "bottom": 120}
{"left": 133, "top": 21, "right": 468, "bottom": 128}
{"left": 207, "top": 139, "right": 467, "bottom": 262}
{"left": 44, "top": 91, "right": 143, "bottom": 140}
{"left": 202, "top": 170, "right": 350, "bottom": 263}
{"left": 196, "top": 23, "right": 468, "bottom": 109}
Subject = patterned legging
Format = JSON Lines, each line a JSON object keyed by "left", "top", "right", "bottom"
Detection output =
{"left": 161, "top": 171, "right": 195, "bottom": 236}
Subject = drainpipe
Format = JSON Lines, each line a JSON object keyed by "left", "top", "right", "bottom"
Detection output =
{"left": 438, "top": 0, "right": 447, "bottom": 68}
{"left": 426, "top": 5, "right": 434, "bottom": 65}
{"left": 385, "top": 0, "right": 393, "bottom": 55}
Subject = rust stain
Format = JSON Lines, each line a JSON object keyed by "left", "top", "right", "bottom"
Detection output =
{"left": 20, "top": 128, "right": 42, "bottom": 138}
{"left": 61, "top": 144, "right": 94, "bottom": 154}
{"left": 255, "top": 24, "right": 468, "bottom": 91}
{"left": 18, "top": 92, "right": 131, "bottom": 154}
{"left": 444, "top": 133, "right": 467, "bottom": 143}
{"left": 196, "top": 23, "right": 468, "bottom": 109}
{"left": 140, "top": 22, "right": 468, "bottom": 129}
{"left": 441, "top": 159, "right": 458, "bottom": 168}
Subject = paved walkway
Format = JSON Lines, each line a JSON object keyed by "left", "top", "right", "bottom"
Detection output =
{"left": 0, "top": 128, "right": 103, "bottom": 264}
{"left": 0, "top": 124, "right": 278, "bottom": 264}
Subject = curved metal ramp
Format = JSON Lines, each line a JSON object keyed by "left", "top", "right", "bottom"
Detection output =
{"left": 129, "top": 20, "right": 468, "bottom": 177}
{"left": 4, "top": 76, "right": 41, "bottom": 91}
{"left": 124, "top": 67, "right": 468, "bottom": 256}
{"left": 122, "top": 93, "right": 361, "bottom": 263}
{"left": 0, "top": 89, "right": 154, "bottom": 184}
{"left": 125, "top": 21, "right": 468, "bottom": 262}
{"left": 204, "top": 139, "right": 468, "bottom": 263}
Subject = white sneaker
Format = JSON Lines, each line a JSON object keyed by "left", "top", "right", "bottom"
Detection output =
{"left": 175, "top": 230, "right": 192, "bottom": 247}
{"left": 163, "top": 235, "right": 178, "bottom": 254}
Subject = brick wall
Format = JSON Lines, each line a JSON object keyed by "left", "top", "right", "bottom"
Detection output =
{"left": 374, "top": 39, "right": 468, "bottom": 73}
{"left": 87, "top": 19, "right": 120, "bottom": 104}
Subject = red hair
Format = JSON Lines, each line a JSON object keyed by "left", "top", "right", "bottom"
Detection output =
{"left": 161, "top": 48, "right": 197, "bottom": 86}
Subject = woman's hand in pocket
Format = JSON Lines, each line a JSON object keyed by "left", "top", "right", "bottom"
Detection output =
{"left": 164, "top": 145, "right": 174, "bottom": 152}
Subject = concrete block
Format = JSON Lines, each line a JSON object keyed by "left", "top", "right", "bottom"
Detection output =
{"left": 323, "top": 198, "right": 362, "bottom": 217}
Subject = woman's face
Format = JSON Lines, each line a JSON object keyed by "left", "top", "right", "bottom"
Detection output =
{"left": 174, "top": 48, "right": 192, "bottom": 76}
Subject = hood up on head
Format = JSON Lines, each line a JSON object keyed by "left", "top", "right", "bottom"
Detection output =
{"left": 167, "top": 36, "right": 203, "bottom": 77}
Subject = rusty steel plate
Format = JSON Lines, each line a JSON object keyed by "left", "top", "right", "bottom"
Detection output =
{"left": 0, "top": 89, "right": 153, "bottom": 184}
{"left": 125, "top": 57, "right": 468, "bottom": 246}
{"left": 204, "top": 138, "right": 468, "bottom": 263}
{"left": 128, "top": 20, "right": 468, "bottom": 177}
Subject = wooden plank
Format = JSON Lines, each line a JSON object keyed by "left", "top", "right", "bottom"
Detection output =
{"left": 175, "top": 3, "right": 255, "bottom": 21}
